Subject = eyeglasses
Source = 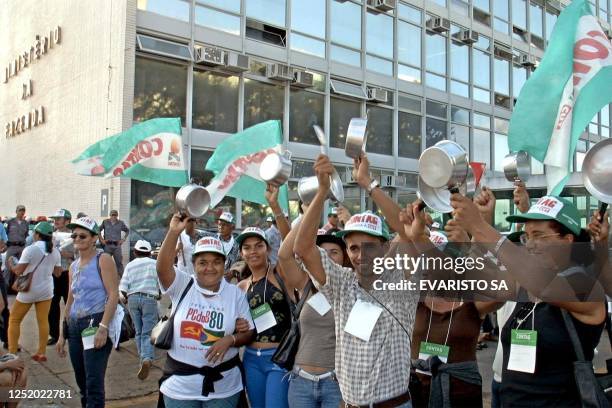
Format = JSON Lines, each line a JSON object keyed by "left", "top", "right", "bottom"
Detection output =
{"left": 71, "top": 233, "right": 89, "bottom": 240}
{"left": 519, "top": 232, "right": 561, "bottom": 245}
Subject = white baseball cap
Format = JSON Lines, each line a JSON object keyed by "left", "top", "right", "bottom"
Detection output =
{"left": 67, "top": 217, "right": 100, "bottom": 235}
{"left": 336, "top": 211, "right": 390, "bottom": 241}
{"left": 266, "top": 216, "right": 274, "bottom": 222}
{"left": 218, "top": 212, "right": 234, "bottom": 224}
{"left": 134, "top": 240, "right": 152, "bottom": 252}
{"left": 236, "top": 227, "right": 269, "bottom": 246}
{"left": 193, "top": 237, "right": 226, "bottom": 258}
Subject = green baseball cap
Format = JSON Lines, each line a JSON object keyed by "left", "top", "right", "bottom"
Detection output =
{"left": 67, "top": 216, "right": 100, "bottom": 235}
{"left": 50, "top": 209, "right": 72, "bottom": 220}
{"left": 336, "top": 211, "right": 390, "bottom": 241}
{"left": 506, "top": 196, "right": 581, "bottom": 236}
{"left": 34, "top": 222, "right": 54, "bottom": 236}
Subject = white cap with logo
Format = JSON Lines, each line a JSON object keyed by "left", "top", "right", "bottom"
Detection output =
{"left": 134, "top": 240, "right": 152, "bottom": 252}
{"left": 218, "top": 212, "right": 234, "bottom": 224}
{"left": 193, "top": 237, "right": 226, "bottom": 257}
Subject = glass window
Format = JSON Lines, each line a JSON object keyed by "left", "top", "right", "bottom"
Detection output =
{"left": 365, "top": 105, "right": 393, "bottom": 155}
{"left": 472, "top": 128, "right": 491, "bottom": 169}
{"left": 398, "top": 3, "right": 422, "bottom": 23}
{"left": 398, "top": 22, "right": 421, "bottom": 66}
{"left": 530, "top": 2, "right": 544, "bottom": 38}
{"left": 197, "top": 0, "right": 240, "bottom": 13}
{"left": 246, "top": 0, "right": 286, "bottom": 27}
{"left": 494, "top": 133, "right": 509, "bottom": 172}
{"left": 331, "top": 1, "right": 362, "bottom": 49}
{"left": 427, "top": 100, "right": 447, "bottom": 119}
{"left": 426, "top": 117, "right": 447, "bottom": 147}
{"left": 546, "top": 10, "right": 558, "bottom": 40}
{"left": 451, "top": 0, "right": 470, "bottom": 15}
{"left": 450, "top": 41, "right": 469, "bottom": 81}
{"left": 451, "top": 81, "right": 469, "bottom": 97}
{"left": 291, "top": 0, "right": 325, "bottom": 38}
{"left": 451, "top": 107, "right": 470, "bottom": 124}
{"left": 450, "top": 124, "right": 470, "bottom": 152}
{"left": 474, "top": 112, "right": 491, "bottom": 128}
{"left": 137, "top": 0, "right": 190, "bottom": 22}
{"left": 474, "top": 88, "right": 490, "bottom": 103}
{"left": 289, "top": 89, "right": 324, "bottom": 145}
{"left": 513, "top": 64, "right": 527, "bottom": 97}
{"left": 195, "top": 6, "right": 241, "bottom": 35}
{"left": 130, "top": 180, "right": 172, "bottom": 252}
{"left": 192, "top": 71, "right": 239, "bottom": 133}
{"left": 426, "top": 73, "right": 446, "bottom": 91}
{"left": 331, "top": 45, "right": 361, "bottom": 66}
{"left": 494, "top": 0, "right": 509, "bottom": 20}
{"left": 473, "top": 49, "right": 490, "bottom": 89}
{"left": 495, "top": 117, "right": 510, "bottom": 133}
{"left": 512, "top": 0, "right": 527, "bottom": 28}
{"left": 474, "top": 0, "right": 490, "bottom": 11}
{"left": 426, "top": 31, "right": 447, "bottom": 75}
{"left": 494, "top": 57, "right": 510, "bottom": 95}
{"left": 133, "top": 57, "right": 187, "bottom": 123}
{"left": 432, "top": 0, "right": 446, "bottom": 6}
{"left": 399, "top": 94, "right": 422, "bottom": 112}
{"left": 330, "top": 97, "right": 361, "bottom": 149}
{"left": 602, "top": 105, "right": 610, "bottom": 127}
{"left": 367, "top": 55, "right": 393, "bottom": 76}
{"left": 399, "top": 111, "right": 422, "bottom": 158}
{"left": 243, "top": 79, "right": 284, "bottom": 128}
{"left": 291, "top": 33, "right": 325, "bottom": 58}
{"left": 494, "top": 199, "right": 511, "bottom": 231}
{"left": 399, "top": 65, "right": 421, "bottom": 84}
{"left": 367, "top": 11, "right": 393, "bottom": 59}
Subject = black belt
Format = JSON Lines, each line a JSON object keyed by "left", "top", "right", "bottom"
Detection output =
{"left": 342, "top": 390, "right": 411, "bottom": 408}
{"left": 6, "top": 241, "right": 25, "bottom": 247}
{"left": 128, "top": 292, "right": 158, "bottom": 299}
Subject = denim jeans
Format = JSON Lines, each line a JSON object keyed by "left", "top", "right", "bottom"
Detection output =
{"left": 127, "top": 293, "right": 158, "bottom": 362}
{"left": 288, "top": 370, "right": 342, "bottom": 408}
{"left": 67, "top": 312, "right": 113, "bottom": 408}
{"left": 491, "top": 379, "right": 502, "bottom": 408}
{"left": 163, "top": 392, "right": 240, "bottom": 408}
{"left": 243, "top": 347, "right": 289, "bottom": 408}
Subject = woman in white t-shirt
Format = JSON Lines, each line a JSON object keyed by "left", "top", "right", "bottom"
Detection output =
{"left": 7, "top": 222, "right": 61, "bottom": 361}
{"left": 156, "top": 214, "right": 255, "bottom": 408}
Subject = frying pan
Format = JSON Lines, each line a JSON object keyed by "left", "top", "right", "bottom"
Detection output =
{"left": 582, "top": 138, "right": 612, "bottom": 219}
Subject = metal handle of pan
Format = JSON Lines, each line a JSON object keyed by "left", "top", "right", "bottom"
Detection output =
{"left": 599, "top": 202, "right": 609, "bottom": 221}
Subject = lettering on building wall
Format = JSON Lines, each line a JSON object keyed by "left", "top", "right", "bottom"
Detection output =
{"left": 5, "top": 107, "right": 45, "bottom": 138}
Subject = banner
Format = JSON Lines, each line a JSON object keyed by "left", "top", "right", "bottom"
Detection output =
{"left": 507, "top": 0, "right": 612, "bottom": 194}
{"left": 72, "top": 118, "right": 188, "bottom": 187}
{"left": 205, "top": 120, "right": 289, "bottom": 211}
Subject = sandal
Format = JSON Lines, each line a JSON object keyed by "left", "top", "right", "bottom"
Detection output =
{"left": 32, "top": 354, "right": 47, "bottom": 362}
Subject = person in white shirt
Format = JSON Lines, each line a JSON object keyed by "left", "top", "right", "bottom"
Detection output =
{"left": 7, "top": 222, "right": 61, "bottom": 361}
{"left": 176, "top": 217, "right": 200, "bottom": 276}
{"left": 156, "top": 214, "right": 255, "bottom": 408}
{"left": 119, "top": 239, "right": 160, "bottom": 380}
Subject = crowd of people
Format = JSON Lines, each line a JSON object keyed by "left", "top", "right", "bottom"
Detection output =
{"left": 1, "top": 152, "right": 611, "bottom": 408}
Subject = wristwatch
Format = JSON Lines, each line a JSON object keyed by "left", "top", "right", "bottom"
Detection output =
{"left": 366, "top": 178, "right": 380, "bottom": 195}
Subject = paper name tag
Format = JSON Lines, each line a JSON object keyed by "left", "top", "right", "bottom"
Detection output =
{"left": 417, "top": 341, "right": 450, "bottom": 375}
{"left": 250, "top": 303, "right": 277, "bottom": 333}
{"left": 307, "top": 292, "right": 331, "bottom": 316}
{"left": 507, "top": 329, "right": 537, "bottom": 373}
{"left": 81, "top": 327, "right": 97, "bottom": 350}
{"left": 344, "top": 299, "right": 383, "bottom": 342}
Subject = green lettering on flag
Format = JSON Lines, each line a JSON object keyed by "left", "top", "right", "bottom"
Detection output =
{"left": 508, "top": 0, "right": 612, "bottom": 195}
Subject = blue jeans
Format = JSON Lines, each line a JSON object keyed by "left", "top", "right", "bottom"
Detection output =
{"left": 127, "top": 293, "right": 158, "bottom": 361}
{"left": 243, "top": 347, "right": 289, "bottom": 408}
{"left": 288, "top": 370, "right": 342, "bottom": 408}
{"left": 163, "top": 392, "right": 240, "bottom": 408}
{"left": 67, "top": 312, "right": 113, "bottom": 408}
{"left": 491, "top": 379, "right": 502, "bottom": 408}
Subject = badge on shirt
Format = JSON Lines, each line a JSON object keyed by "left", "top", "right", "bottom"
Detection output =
{"left": 307, "top": 292, "right": 331, "bottom": 316}
{"left": 250, "top": 303, "right": 277, "bottom": 333}
{"left": 507, "top": 329, "right": 537, "bottom": 373}
{"left": 417, "top": 341, "right": 450, "bottom": 375}
{"left": 344, "top": 299, "right": 383, "bottom": 342}
{"left": 81, "top": 326, "right": 97, "bottom": 350}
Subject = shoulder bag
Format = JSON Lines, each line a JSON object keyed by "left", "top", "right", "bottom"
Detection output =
{"left": 11, "top": 248, "right": 46, "bottom": 293}
{"left": 561, "top": 309, "right": 612, "bottom": 407}
{"left": 150, "top": 279, "right": 194, "bottom": 350}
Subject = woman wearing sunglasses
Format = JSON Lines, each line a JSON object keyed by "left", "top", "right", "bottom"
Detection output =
{"left": 56, "top": 217, "right": 118, "bottom": 408}
{"left": 8, "top": 222, "right": 61, "bottom": 361}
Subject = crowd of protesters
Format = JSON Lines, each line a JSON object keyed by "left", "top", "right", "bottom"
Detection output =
{"left": 1, "top": 151, "right": 612, "bottom": 407}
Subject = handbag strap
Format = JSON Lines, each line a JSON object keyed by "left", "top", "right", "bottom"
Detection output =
{"left": 169, "top": 279, "right": 194, "bottom": 320}
{"left": 561, "top": 309, "right": 587, "bottom": 362}
{"left": 293, "top": 280, "right": 314, "bottom": 319}
{"left": 27, "top": 251, "right": 47, "bottom": 276}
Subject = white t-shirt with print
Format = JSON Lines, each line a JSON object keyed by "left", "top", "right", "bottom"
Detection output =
{"left": 17, "top": 241, "right": 61, "bottom": 303}
{"left": 176, "top": 231, "right": 195, "bottom": 276}
{"left": 160, "top": 270, "right": 254, "bottom": 401}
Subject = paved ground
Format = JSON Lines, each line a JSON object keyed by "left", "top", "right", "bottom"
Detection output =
{"left": 8, "top": 297, "right": 612, "bottom": 407}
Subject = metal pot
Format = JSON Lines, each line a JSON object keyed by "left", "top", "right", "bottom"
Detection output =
{"left": 418, "top": 140, "right": 469, "bottom": 189}
{"left": 175, "top": 184, "right": 211, "bottom": 218}
{"left": 582, "top": 138, "right": 612, "bottom": 216}
{"left": 259, "top": 151, "right": 292, "bottom": 187}
{"left": 461, "top": 166, "right": 480, "bottom": 199}
{"left": 298, "top": 174, "right": 345, "bottom": 204}
{"left": 417, "top": 175, "right": 453, "bottom": 213}
{"left": 345, "top": 118, "right": 368, "bottom": 159}
{"left": 503, "top": 151, "right": 531, "bottom": 182}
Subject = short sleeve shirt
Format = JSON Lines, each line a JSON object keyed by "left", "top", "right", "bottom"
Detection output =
{"left": 17, "top": 241, "right": 61, "bottom": 303}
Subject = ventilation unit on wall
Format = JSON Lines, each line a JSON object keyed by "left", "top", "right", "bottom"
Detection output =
{"left": 426, "top": 16, "right": 450, "bottom": 33}
{"left": 366, "top": 0, "right": 396, "bottom": 12}
{"left": 292, "top": 71, "right": 314, "bottom": 88}
{"left": 368, "top": 87, "right": 389, "bottom": 103}
{"left": 515, "top": 54, "right": 536, "bottom": 67}
{"left": 224, "top": 52, "right": 250, "bottom": 72}
{"left": 195, "top": 45, "right": 225, "bottom": 66}
{"left": 266, "top": 63, "right": 293, "bottom": 81}
{"left": 454, "top": 29, "right": 479, "bottom": 45}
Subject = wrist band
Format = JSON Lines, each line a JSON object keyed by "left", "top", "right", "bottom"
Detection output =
{"left": 99, "top": 323, "right": 109, "bottom": 330}
{"left": 494, "top": 235, "right": 508, "bottom": 256}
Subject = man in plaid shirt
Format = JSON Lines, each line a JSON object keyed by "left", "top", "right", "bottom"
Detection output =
{"left": 295, "top": 154, "right": 419, "bottom": 408}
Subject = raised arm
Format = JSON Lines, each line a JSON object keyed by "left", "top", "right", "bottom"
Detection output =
{"left": 265, "top": 184, "right": 291, "bottom": 239}
{"left": 278, "top": 212, "right": 309, "bottom": 293}
{"left": 157, "top": 214, "right": 188, "bottom": 289}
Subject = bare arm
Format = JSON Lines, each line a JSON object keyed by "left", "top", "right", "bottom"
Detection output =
{"left": 278, "top": 217, "right": 309, "bottom": 293}
{"left": 265, "top": 184, "right": 290, "bottom": 239}
{"left": 98, "top": 253, "right": 119, "bottom": 329}
{"left": 157, "top": 214, "right": 188, "bottom": 290}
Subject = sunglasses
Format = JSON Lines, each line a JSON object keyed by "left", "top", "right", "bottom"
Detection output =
{"left": 71, "top": 233, "right": 90, "bottom": 240}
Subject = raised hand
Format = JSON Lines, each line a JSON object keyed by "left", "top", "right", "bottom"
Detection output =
{"left": 352, "top": 152, "right": 372, "bottom": 189}
{"left": 313, "top": 154, "right": 334, "bottom": 192}
{"left": 588, "top": 210, "right": 610, "bottom": 243}
{"left": 513, "top": 181, "right": 530, "bottom": 213}
{"left": 474, "top": 186, "right": 496, "bottom": 226}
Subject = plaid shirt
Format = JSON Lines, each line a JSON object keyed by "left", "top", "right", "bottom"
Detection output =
{"left": 304, "top": 247, "right": 418, "bottom": 405}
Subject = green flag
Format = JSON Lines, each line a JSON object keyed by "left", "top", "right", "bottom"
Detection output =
{"left": 205, "top": 120, "right": 289, "bottom": 211}
{"left": 508, "top": 0, "right": 612, "bottom": 194}
{"left": 72, "top": 118, "right": 188, "bottom": 187}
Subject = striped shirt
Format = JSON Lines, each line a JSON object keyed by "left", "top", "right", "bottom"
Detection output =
{"left": 119, "top": 257, "right": 159, "bottom": 296}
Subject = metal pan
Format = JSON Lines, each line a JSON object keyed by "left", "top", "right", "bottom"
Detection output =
{"left": 260, "top": 151, "right": 292, "bottom": 187}
{"left": 298, "top": 175, "right": 344, "bottom": 204}
{"left": 175, "top": 184, "right": 211, "bottom": 218}
{"left": 418, "top": 140, "right": 468, "bottom": 189}
{"left": 417, "top": 175, "right": 453, "bottom": 213}
{"left": 582, "top": 138, "right": 612, "bottom": 217}
{"left": 503, "top": 151, "right": 531, "bottom": 182}
{"left": 312, "top": 125, "right": 344, "bottom": 202}
{"left": 345, "top": 118, "right": 368, "bottom": 159}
